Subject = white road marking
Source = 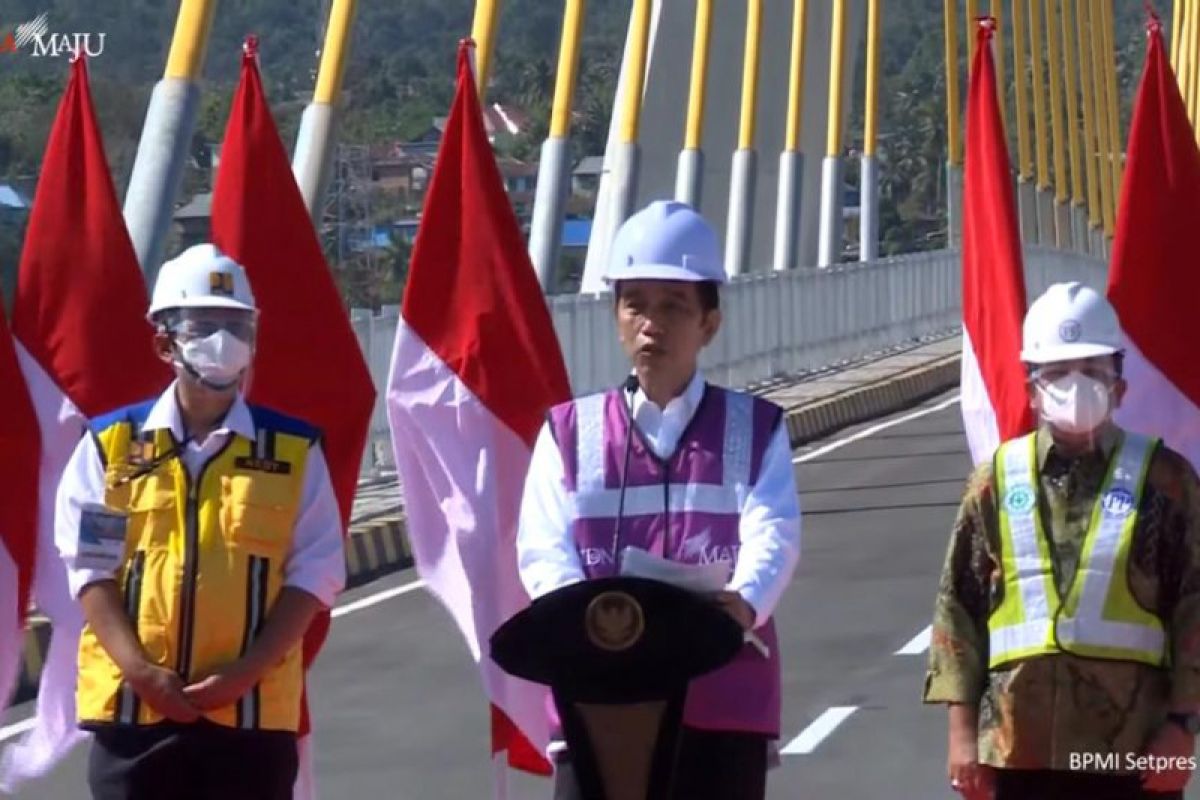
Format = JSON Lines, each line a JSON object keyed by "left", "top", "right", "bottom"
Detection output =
{"left": 896, "top": 625, "right": 932, "bottom": 655}
{"left": 1, "top": 580, "right": 430, "bottom": 741}
{"left": 331, "top": 578, "right": 427, "bottom": 618}
{"left": 781, "top": 706, "right": 859, "bottom": 755}
{"left": 0, "top": 716, "right": 35, "bottom": 743}
{"left": 792, "top": 394, "right": 962, "bottom": 464}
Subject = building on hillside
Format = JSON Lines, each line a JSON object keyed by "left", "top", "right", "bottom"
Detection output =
{"left": 0, "top": 184, "right": 30, "bottom": 223}
{"left": 173, "top": 192, "right": 212, "bottom": 251}
{"left": 571, "top": 156, "right": 604, "bottom": 198}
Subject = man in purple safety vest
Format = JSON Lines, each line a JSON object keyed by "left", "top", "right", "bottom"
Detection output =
{"left": 517, "top": 200, "right": 802, "bottom": 800}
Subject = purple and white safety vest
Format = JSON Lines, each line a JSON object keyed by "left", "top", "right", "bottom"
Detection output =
{"left": 548, "top": 383, "right": 784, "bottom": 736}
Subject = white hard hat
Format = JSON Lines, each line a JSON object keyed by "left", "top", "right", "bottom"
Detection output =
{"left": 603, "top": 200, "right": 726, "bottom": 284}
{"left": 148, "top": 244, "right": 257, "bottom": 318}
{"left": 1020, "top": 281, "right": 1122, "bottom": 365}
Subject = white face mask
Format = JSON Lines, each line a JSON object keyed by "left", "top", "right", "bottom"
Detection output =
{"left": 1036, "top": 372, "right": 1112, "bottom": 435}
{"left": 176, "top": 330, "right": 252, "bottom": 390}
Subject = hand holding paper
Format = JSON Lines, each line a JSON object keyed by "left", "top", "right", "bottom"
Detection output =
{"left": 618, "top": 547, "right": 770, "bottom": 658}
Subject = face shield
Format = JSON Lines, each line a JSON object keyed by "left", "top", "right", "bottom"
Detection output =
{"left": 159, "top": 307, "right": 258, "bottom": 391}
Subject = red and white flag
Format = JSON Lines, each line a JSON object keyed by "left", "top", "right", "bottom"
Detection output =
{"left": 210, "top": 37, "right": 376, "bottom": 799}
{"left": 1108, "top": 15, "right": 1200, "bottom": 470}
{"left": 0, "top": 292, "right": 41, "bottom": 786}
{"left": 1, "top": 55, "right": 169, "bottom": 791}
{"left": 385, "top": 40, "right": 570, "bottom": 788}
{"left": 959, "top": 18, "right": 1035, "bottom": 464}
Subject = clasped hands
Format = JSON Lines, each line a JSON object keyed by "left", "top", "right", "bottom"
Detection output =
{"left": 125, "top": 658, "right": 261, "bottom": 723}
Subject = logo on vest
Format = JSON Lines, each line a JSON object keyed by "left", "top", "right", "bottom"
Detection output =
{"left": 1101, "top": 488, "right": 1136, "bottom": 518}
{"left": 125, "top": 440, "right": 155, "bottom": 467}
{"left": 698, "top": 544, "right": 740, "bottom": 565}
{"left": 1004, "top": 485, "right": 1037, "bottom": 514}
{"left": 585, "top": 591, "right": 644, "bottom": 652}
{"left": 679, "top": 531, "right": 740, "bottom": 565}
{"left": 580, "top": 548, "right": 617, "bottom": 568}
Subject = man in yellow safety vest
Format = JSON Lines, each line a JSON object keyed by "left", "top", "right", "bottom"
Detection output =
{"left": 55, "top": 244, "right": 346, "bottom": 799}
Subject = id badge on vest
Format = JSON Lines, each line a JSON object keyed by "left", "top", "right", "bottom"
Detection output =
{"left": 76, "top": 503, "right": 130, "bottom": 573}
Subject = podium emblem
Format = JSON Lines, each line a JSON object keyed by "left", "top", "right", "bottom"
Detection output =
{"left": 585, "top": 591, "right": 645, "bottom": 652}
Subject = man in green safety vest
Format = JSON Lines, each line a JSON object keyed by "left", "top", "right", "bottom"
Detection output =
{"left": 924, "top": 282, "right": 1200, "bottom": 800}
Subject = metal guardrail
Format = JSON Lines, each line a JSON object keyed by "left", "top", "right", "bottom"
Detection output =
{"left": 350, "top": 246, "right": 1107, "bottom": 474}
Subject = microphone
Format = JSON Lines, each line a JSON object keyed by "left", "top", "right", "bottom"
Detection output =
{"left": 610, "top": 375, "right": 640, "bottom": 570}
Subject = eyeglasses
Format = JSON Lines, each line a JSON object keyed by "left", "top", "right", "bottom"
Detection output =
{"left": 170, "top": 319, "right": 256, "bottom": 343}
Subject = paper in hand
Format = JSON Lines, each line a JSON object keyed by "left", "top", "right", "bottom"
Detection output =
{"left": 617, "top": 546, "right": 732, "bottom": 593}
{"left": 618, "top": 546, "right": 770, "bottom": 659}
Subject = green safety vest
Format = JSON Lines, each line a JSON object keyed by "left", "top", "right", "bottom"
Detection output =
{"left": 989, "top": 431, "right": 1165, "bottom": 669}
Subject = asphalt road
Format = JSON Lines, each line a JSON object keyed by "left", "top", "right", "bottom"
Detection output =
{"left": 6, "top": 392, "right": 1198, "bottom": 799}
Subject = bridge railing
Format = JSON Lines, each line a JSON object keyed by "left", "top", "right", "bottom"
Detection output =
{"left": 350, "top": 246, "right": 1107, "bottom": 475}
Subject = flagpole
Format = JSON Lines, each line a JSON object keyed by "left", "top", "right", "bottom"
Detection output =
{"left": 1060, "top": 0, "right": 1089, "bottom": 253}
{"left": 528, "top": 0, "right": 587, "bottom": 292}
{"left": 293, "top": 0, "right": 358, "bottom": 221}
{"left": 944, "top": 0, "right": 964, "bottom": 249}
{"left": 123, "top": 0, "right": 217, "bottom": 283}
{"left": 676, "top": 0, "right": 713, "bottom": 209}
{"left": 773, "top": 0, "right": 808, "bottom": 271}
{"left": 1045, "top": 0, "right": 1071, "bottom": 248}
{"left": 992, "top": 1, "right": 1009, "bottom": 135}
{"left": 1012, "top": 0, "right": 1038, "bottom": 242}
{"left": 859, "top": 0, "right": 882, "bottom": 262}
{"left": 725, "top": 0, "right": 764, "bottom": 277}
{"left": 818, "top": 0, "right": 848, "bottom": 267}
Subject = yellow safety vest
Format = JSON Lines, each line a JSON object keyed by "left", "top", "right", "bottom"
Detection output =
{"left": 77, "top": 400, "right": 315, "bottom": 732}
{"left": 989, "top": 431, "right": 1165, "bottom": 669}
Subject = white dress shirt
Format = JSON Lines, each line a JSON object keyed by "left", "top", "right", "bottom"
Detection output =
{"left": 55, "top": 382, "right": 347, "bottom": 607}
{"left": 517, "top": 371, "right": 801, "bottom": 628}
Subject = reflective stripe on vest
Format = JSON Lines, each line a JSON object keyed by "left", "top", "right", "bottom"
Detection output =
{"left": 990, "top": 432, "right": 1164, "bottom": 668}
{"left": 573, "top": 390, "right": 753, "bottom": 513}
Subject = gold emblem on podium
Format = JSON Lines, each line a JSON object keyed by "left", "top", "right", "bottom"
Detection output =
{"left": 585, "top": 591, "right": 645, "bottom": 652}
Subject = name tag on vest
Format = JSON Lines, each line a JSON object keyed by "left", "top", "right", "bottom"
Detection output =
{"left": 234, "top": 457, "right": 293, "bottom": 475}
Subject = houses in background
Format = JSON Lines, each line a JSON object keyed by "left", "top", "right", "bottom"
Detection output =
{"left": 173, "top": 108, "right": 604, "bottom": 260}
{"left": 0, "top": 183, "right": 30, "bottom": 221}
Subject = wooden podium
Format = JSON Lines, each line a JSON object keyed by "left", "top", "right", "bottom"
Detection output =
{"left": 490, "top": 577, "right": 744, "bottom": 800}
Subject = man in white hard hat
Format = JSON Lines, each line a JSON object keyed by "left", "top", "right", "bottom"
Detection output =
{"left": 925, "top": 282, "right": 1200, "bottom": 800}
{"left": 517, "top": 201, "right": 801, "bottom": 799}
{"left": 54, "top": 244, "right": 345, "bottom": 799}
